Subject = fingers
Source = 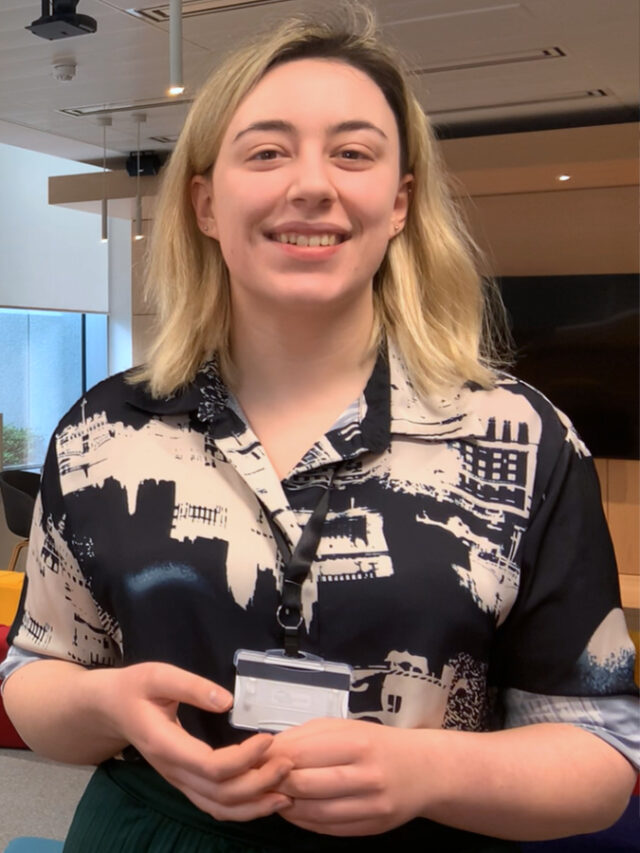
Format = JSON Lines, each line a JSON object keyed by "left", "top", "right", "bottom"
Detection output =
{"left": 140, "top": 723, "right": 274, "bottom": 785}
{"left": 208, "top": 734, "right": 278, "bottom": 782}
{"left": 279, "top": 794, "right": 386, "bottom": 832}
{"left": 138, "top": 662, "right": 233, "bottom": 712}
{"left": 187, "top": 787, "right": 292, "bottom": 823}
{"left": 154, "top": 736, "right": 295, "bottom": 823}
{"left": 277, "top": 765, "right": 371, "bottom": 799}
{"left": 101, "top": 662, "right": 299, "bottom": 824}
{"left": 268, "top": 720, "right": 363, "bottom": 769}
{"left": 275, "top": 739, "right": 359, "bottom": 769}
{"left": 173, "top": 753, "right": 293, "bottom": 807}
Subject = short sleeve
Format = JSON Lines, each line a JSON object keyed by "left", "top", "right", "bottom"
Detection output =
{"left": 490, "top": 417, "right": 637, "bottom": 700}
{"left": 8, "top": 433, "right": 122, "bottom": 669}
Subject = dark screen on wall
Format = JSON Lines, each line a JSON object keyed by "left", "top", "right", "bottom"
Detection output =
{"left": 498, "top": 274, "right": 639, "bottom": 460}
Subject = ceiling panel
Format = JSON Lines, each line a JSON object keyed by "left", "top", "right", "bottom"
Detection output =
{"left": 0, "top": 0, "right": 636, "bottom": 163}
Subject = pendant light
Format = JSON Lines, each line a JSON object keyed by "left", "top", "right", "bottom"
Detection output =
{"left": 168, "top": 0, "right": 184, "bottom": 96}
{"left": 97, "top": 116, "right": 111, "bottom": 242}
{"left": 133, "top": 113, "right": 146, "bottom": 241}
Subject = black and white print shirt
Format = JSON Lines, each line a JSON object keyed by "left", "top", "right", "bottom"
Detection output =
{"left": 4, "top": 341, "right": 638, "bottom": 765}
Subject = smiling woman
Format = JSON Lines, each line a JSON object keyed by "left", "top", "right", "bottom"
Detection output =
{"left": 1, "top": 5, "right": 637, "bottom": 853}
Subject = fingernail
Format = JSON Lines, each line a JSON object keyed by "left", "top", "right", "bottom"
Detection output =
{"left": 274, "top": 796, "right": 292, "bottom": 811}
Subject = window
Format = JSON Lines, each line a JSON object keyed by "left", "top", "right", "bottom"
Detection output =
{"left": 0, "top": 309, "right": 107, "bottom": 470}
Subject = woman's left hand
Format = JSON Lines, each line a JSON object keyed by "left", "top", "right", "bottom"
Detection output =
{"left": 264, "top": 718, "right": 430, "bottom": 836}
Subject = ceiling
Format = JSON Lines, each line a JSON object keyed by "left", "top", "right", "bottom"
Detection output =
{"left": 0, "top": 0, "right": 638, "bottom": 168}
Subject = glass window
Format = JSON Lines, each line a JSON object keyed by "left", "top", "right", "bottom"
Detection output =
{"left": 0, "top": 308, "right": 107, "bottom": 470}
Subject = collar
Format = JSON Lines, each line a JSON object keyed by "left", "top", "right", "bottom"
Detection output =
{"left": 126, "top": 342, "right": 485, "bottom": 443}
{"left": 125, "top": 356, "right": 229, "bottom": 420}
{"left": 387, "top": 340, "right": 486, "bottom": 440}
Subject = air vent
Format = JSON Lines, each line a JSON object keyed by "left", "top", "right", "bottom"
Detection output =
{"left": 149, "top": 134, "right": 180, "bottom": 144}
{"left": 59, "top": 98, "right": 192, "bottom": 118}
{"left": 429, "top": 89, "right": 608, "bottom": 116}
{"left": 415, "top": 47, "right": 565, "bottom": 75}
{"left": 127, "top": 0, "right": 292, "bottom": 22}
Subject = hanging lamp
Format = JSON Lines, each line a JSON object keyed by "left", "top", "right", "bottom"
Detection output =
{"left": 133, "top": 113, "right": 146, "bottom": 241}
{"left": 168, "top": 0, "right": 184, "bottom": 96}
{"left": 97, "top": 116, "right": 111, "bottom": 242}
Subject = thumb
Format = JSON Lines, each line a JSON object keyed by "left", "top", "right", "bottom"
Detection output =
{"left": 141, "top": 662, "right": 233, "bottom": 713}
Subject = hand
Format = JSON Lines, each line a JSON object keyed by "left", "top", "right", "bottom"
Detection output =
{"left": 266, "top": 718, "right": 429, "bottom": 836}
{"left": 98, "top": 662, "right": 293, "bottom": 821}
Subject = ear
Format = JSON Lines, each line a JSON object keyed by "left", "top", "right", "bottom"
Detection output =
{"left": 389, "top": 173, "right": 413, "bottom": 238}
{"left": 190, "top": 174, "right": 219, "bottom": 239}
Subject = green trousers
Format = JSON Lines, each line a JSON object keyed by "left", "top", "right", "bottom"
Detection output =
{"left": 63, "top": 758, "right": 522, "bottom": 852}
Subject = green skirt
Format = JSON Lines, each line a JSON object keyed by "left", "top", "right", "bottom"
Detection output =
{"left": 63, "top": 758, "right": 521, "bottom": 852}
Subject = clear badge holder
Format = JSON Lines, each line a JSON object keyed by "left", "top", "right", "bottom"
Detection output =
{"left": 230, "top": 648, "right": 352, "bottom": 733}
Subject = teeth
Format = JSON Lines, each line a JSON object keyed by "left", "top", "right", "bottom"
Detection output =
{"left": 274, "top": 233, "right": 340, "bottom": 246}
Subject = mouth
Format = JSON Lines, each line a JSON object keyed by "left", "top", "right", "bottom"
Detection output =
{"left": 266, "top": 231, "right": 350, "bottom": 248}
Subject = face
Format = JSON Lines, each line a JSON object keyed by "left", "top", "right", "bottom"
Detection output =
{"left": 192, "top": 58, "right": 411, "bottom": 318}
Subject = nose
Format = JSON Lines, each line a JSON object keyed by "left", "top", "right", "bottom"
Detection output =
{"left": 286, "top": 149, "right": 337, "bottom": 207}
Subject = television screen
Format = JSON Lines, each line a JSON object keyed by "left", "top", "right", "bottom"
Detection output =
{"left": 498, "top": 275, "right": 639, "bottom": 460}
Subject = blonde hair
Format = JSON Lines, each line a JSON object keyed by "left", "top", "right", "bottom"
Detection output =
{"left": 133, "top": 5, "right": 508, "bottom": 398}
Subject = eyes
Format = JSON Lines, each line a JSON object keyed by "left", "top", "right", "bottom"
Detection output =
{"left": 247, "top": 146, "right": 375, "bottom": 167}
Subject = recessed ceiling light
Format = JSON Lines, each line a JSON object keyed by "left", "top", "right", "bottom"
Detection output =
{"left": 557, "top": 174, "right": 572, "bottom": 182}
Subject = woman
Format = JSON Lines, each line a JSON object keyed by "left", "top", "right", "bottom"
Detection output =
{"left": 2, "top": 8, "right": 637, "bottom": 852}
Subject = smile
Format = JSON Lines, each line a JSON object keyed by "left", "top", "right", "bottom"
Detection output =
{"left": 267, "top": 232, "right": 348, "bottom": 247}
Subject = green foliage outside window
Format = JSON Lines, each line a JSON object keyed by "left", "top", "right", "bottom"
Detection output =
{"left": 2, "top": 424, "right": 45, "bottom": 469}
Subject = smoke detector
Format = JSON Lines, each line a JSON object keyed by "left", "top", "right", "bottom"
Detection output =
{"left": 53, "top": 62, "right": 77, "bottom": 81}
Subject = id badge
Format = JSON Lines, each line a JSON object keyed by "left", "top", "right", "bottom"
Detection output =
{"left": 230, "top": 649, "right": 352, "bottom": 733}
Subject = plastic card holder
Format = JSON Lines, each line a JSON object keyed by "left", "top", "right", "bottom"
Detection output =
{"left": 231, "top": 648, "right": 352, "bottom": 733}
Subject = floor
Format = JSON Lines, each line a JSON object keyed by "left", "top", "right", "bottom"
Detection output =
{"left": 0, "top": 748, "right": 93, "bottom": 849}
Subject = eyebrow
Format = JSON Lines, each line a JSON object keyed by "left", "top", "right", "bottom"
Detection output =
{"left": 232, "top": 119, "right": 388, "bottom": 143}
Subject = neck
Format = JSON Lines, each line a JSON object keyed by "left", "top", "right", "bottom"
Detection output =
{"left": 228, "top": 296, "right": 376, "bottom": 406}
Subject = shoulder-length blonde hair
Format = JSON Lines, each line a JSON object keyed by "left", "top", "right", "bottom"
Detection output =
{"left": 133, "top": 5, "right": 507, "bottom": 398}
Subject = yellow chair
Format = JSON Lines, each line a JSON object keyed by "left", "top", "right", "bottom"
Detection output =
{"left": 0, "top": 570, "right": 25, "bottom": 625}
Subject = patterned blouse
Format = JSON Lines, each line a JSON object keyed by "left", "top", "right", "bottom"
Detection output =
{"left": 4, "top": 341, "right": 638, "bottom": 766}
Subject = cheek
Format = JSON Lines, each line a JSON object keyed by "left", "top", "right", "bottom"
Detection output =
{"left": 350, "top": 181, "right": 400, "bottom": 225}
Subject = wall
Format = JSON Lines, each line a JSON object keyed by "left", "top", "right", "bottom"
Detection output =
{"left": 0, "top": 143, "right": 108, "bottom": 313}
{"left": 107, "top": 217, "right": 133, "bottom": 375}
{"left": 594, "top": 459, "right": 639, "bottom": 612}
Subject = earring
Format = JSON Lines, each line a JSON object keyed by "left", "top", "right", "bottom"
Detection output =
{"left": 394, "top": 223, "right": 400, "bottom": 232}
{"left": 202, "top": 224, "right": 209, "bottom": 232}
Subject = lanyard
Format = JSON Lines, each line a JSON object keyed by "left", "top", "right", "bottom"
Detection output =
{"left": 260, "top": 473, "right": 334, "bottom": 657}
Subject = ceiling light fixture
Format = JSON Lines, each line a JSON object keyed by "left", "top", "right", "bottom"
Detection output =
{"left": 97, "top": 116, "right": 111, "bottom": 242}
{"left": 168, "top": 0, "right": 184, "bottom": 96}
{"left": 133, "top": 114, "right": 147, "bottom": 241}
{"left": 27, "top": 0, "right": 97, "bottom": 41}
{"left": 557, "top": 174, "right": 572, "bottom": 182}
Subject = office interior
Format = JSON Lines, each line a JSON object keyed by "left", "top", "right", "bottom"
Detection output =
{"left": 0, "top": 0, "right": 638, "bottom": 848}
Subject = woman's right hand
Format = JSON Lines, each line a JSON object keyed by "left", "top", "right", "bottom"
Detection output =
{"left": 97, "top": 661, "right": 293, "bottom": 821}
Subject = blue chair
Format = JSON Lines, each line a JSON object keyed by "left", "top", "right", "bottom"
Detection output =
{"left": 3, "top": 840, "right": 64, "bottom": 853}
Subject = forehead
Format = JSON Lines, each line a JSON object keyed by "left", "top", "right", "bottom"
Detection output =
{"left": 224, "top": 58, "right": 399, "bottom": 137}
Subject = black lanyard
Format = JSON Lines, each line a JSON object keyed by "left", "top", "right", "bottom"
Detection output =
{"left": 260, "top": 473, "right": 334, "bottom": 657}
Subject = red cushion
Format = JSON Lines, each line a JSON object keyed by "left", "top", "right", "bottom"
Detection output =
{"left": 0, "top": 624, "right": 28, "bottom": 749}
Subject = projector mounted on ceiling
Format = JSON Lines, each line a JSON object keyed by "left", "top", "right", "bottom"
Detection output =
{"left": 26, "top": 1, "right": 97, "bottom": 41}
